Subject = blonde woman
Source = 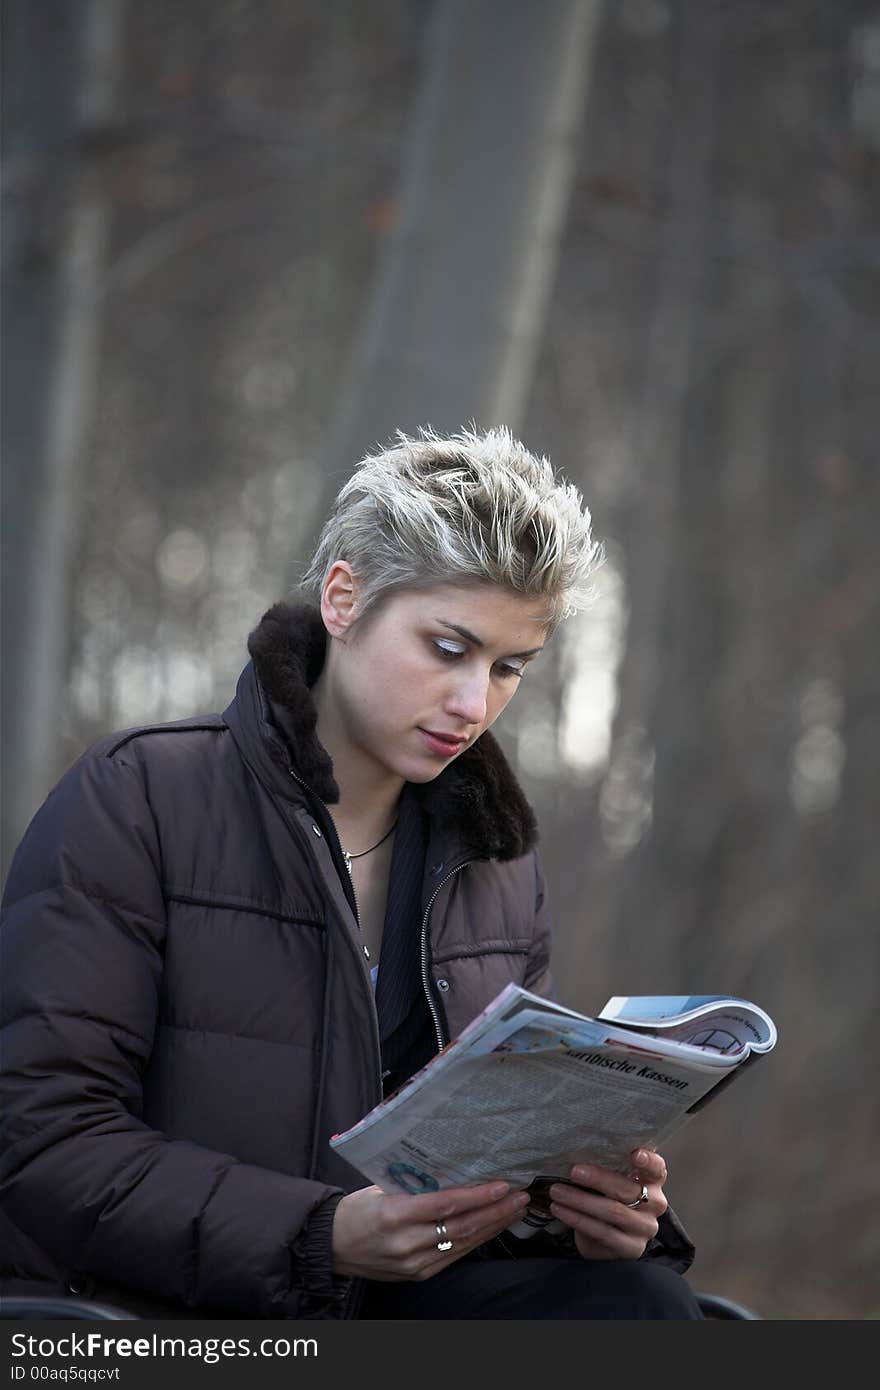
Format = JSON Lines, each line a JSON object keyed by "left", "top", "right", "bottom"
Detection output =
{"left": 1, "top": 428, "right": 701, "bottom": 1319}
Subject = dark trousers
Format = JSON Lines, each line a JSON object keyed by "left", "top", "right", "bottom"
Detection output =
{"left": 359, "top": 1255, "right": 705, "bottom": 1320}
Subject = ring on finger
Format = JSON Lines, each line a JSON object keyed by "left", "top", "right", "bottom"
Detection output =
{"left": 435, "top": 1221, "right": 454, "bottom": 1252}
{"left": 624, "top": 1184, "right": 650, "bottom": 1209}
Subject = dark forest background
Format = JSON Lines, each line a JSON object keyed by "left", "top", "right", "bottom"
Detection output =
{"left": 3, "top": 0, "right": 878, "bottom": 1319}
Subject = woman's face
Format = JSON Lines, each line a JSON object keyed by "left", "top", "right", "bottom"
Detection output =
{"left": 323, "top": 576, "right": 549, "bottom": 787}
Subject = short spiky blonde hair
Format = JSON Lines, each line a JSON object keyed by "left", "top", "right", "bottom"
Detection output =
{"left": 300, "top": 426, "right": 600, "bottom": 630}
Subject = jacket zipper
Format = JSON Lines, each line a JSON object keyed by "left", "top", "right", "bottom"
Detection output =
{"left": 288, "top": 764, "right": 470, "bottom": 1063}
{"left": 288, "top": 768, "right": 472, "bottom": 1316}
{"left": 420, "top": 860, "right": 473, "bottom": 1053}
{"left": 286, "top": 766, "right": 382, "bottom": 1079}
{"left": 287, "top": 766, "right": 366, "bottom": 934}
{"left": 285, "top": 767, "right": 384, "bottom": 1323}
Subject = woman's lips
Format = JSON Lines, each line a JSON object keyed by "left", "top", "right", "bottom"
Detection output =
{"left": 419, "top": 728, "right": 467, "bottom": 758}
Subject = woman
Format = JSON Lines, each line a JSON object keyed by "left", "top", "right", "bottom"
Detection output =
{"left": 1, "top": 427, "right": 701, "bottom": 1318}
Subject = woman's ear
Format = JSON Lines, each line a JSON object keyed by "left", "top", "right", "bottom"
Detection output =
{"left": 320, "top": 561, "right": 359, "bottom": 638}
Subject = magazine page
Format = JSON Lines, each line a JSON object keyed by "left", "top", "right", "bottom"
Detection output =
{"left": 332, "top": 983, "right": 554, "bottom": 1146}
{"left": 330, "top": 1014, "right": 724, "bottom": 1194}
{"left": 471, "top": 1008, "right": 737, "bottom": 1069}
{"left": 599, "top": 994, "right": 777, "bottom": 1053}
{"left": 332, "top": 984, "right": 731, "bottom": 1156}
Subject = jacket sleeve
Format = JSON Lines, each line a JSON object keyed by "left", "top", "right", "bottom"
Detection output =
{"left": 0, "top": 748, "right": 350, "bottom": 1318}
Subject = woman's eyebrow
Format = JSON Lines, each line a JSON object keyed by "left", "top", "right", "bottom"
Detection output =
{"left": 435, "top": 619, "right": 544, "bottom": 658}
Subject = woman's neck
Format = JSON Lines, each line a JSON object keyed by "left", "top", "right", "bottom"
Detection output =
{"left": 311, "top": 666, "right": 404, "bottom": 851}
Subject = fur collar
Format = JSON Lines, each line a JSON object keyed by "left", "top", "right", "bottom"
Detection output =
{"left": 247, "top": 600, "right": 538, "bottom": 862}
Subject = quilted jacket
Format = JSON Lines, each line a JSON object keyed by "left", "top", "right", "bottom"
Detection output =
{"left": 0, "top": 602, "right": 693, "bottom": 1318}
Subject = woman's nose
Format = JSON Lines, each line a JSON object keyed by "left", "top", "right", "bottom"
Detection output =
{"left": 445, "top": 670, "right": 489, "bottom": 726}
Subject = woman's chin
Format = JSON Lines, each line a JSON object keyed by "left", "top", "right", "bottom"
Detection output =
{"left": 383, "top": 748, "right": 456, "bottom": 786}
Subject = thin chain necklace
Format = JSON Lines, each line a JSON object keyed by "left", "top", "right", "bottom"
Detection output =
{"left": 340, "top": 819, "right": 397, "bottom": 876}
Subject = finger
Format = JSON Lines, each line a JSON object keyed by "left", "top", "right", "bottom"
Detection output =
{"left": 630, "top": 1148, "right": 668, "bottom": 1184}
{"left": 565, "top": 1164, "right": 651, "bottom": 1208}
{"left": 550, "top": 1180, "right": 661, "bottom": 1233}
{"left": 421, "top": 1189, "right": 531, "bottom": 1253}
{"left": 404, "top": 1190, "right": 532, "bottom": 1282}
{"left": 548, "top": 1200, "right": 651, "bottom": 1260}
{"left": 420, "top": 1219, "right": 525, "bottom": 1277}
{"left": 396, "top": 1180, "right": 516, "bottom": 1223}
{"left": 388, "top": 1187, "right": 530, "bottom": 1267}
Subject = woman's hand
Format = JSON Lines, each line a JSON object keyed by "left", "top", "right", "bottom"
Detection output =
{"left": 546, "top": 1148, "right": 669, "bottom": 1261}
{"left": 331, "top": 1180, "right": 531, "bottom": 1281}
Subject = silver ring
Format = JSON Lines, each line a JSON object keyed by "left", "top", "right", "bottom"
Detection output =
{"left": 435, "top": 1221, "right": 453, "bottom": 1252}
{"left": 625, "top": 1184, "right": 649, "bottom": 1209}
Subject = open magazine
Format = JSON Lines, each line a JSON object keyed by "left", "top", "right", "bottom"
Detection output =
{"left": 329, "top": 985, "right": 776, "bottom": 1226}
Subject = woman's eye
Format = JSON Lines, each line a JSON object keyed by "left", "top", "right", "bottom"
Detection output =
{"left": 431, "top": 640, "right": 525, "bottom": 679}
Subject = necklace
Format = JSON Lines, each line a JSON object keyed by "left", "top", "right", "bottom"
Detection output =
{"left": 340, "top": 819, "right": 397, "bottom": 876}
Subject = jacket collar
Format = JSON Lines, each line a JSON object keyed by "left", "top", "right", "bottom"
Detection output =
{"left": 246, "top": 600, "right": 538, "bottom": 863}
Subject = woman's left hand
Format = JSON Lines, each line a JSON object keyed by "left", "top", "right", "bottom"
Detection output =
{"left": 547, "top": 1148, "right": 668, "bottom": 1261}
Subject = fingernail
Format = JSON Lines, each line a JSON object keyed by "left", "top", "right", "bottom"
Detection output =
{"left": 513, "top": 1193, "right": 530, "bottom": 1208}
{"left": 635, "top": 1150, "right": 649, "bottom": 1164}
{"left": 490, "top": 1182, "right": 511, "bottom": 1199}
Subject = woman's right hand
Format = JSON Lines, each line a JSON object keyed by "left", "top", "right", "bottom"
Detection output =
{"left": 331, "top": 1181, "right": 531, "bottom": 1281}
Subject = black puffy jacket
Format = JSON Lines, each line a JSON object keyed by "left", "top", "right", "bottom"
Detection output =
{"left": 1, "top": 603, "right": 694, "bottom": 1317}
{"left": 0, "top": 603, "right": 564, "bottom": 1318}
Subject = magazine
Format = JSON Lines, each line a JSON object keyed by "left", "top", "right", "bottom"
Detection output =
{"left": 329, "top": 985, "right": 777, "bottom": 1219}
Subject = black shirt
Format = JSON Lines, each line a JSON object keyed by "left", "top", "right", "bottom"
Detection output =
{"left": 372, "top": 784, "right": 437, "bottom": 1097}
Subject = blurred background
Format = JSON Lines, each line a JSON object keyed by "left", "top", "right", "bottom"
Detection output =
{"left": 2, "top": 0, "right": 878, "bottom": 1319}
